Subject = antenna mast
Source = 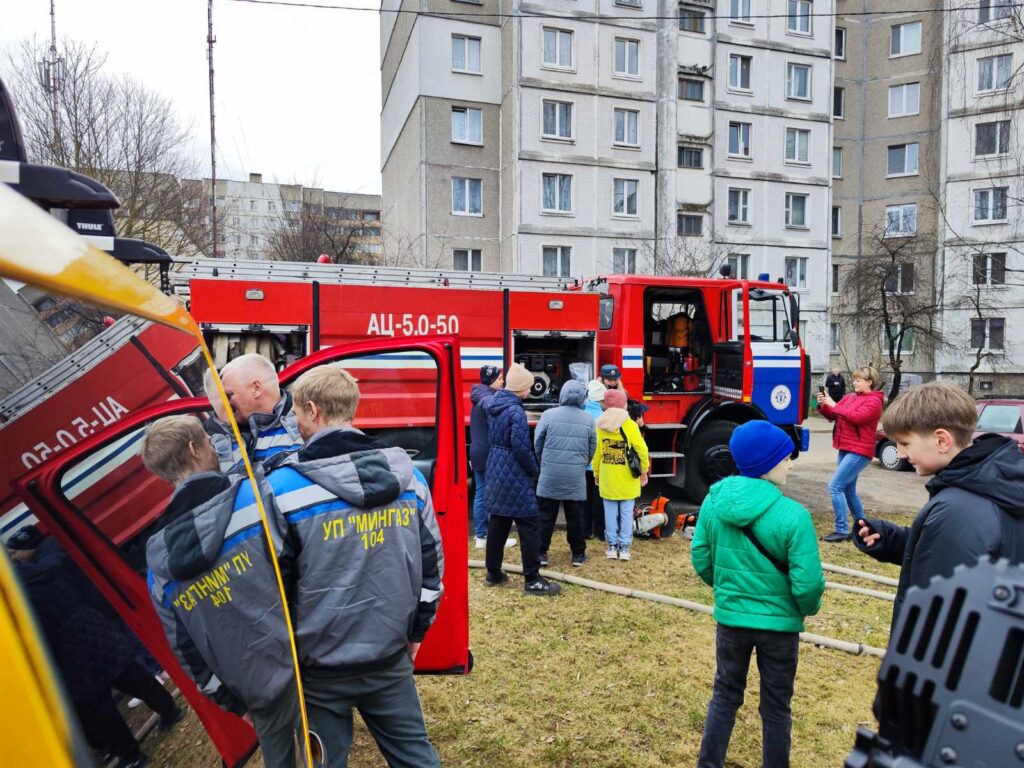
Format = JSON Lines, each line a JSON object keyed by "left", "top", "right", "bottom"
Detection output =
{"left": 208, "top": 0, "right": 218, "bottom": 258}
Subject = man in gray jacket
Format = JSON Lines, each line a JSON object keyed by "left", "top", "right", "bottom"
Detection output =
{"left": 535, "top": 379, "right": 597, "bottom": 567}
{"left": 268, "top": 364, "right": 444, "bottom": 768}
{"left": 142, "top": 415, "right": 300, "bottom": 768}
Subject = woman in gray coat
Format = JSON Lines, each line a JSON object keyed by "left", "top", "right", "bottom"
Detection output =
{"left": 535, "top": 379, "right": 598, "bottom": 567}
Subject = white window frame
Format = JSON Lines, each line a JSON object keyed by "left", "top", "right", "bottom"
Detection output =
{"left": 678, "top": 6, "right": 707, "bottom": 34}
{"left": 453, "top": 248, "right": 482, "bottom": 272}
{"left": 729, "top": 54, "right": 753, "bottom": 92}
{"left": 613, "top": 178, "right": 640, "bottom": 217}
{"left": 832, "top": 206, "right": 842, "bottom": 238}
{"left": 784, "top": 256, "right": 809, "bottom": 290}
{"left": 727, "top": 253, "right": 750, "bottom": 279}
{"left": 616, "top": 0, "right": 643, "bottom": 8}
{"left": 979, "top": 0, "right": 1014, "bottom": 24}
{"left": 786, "top": 63, "right": 812, "bottom": 101}
{"left": 451, "top": 177, "right": 483, "bottom": 216}
{"left": 542, "top": 100, "right": 574, "bottom": 141}
{"left": 614, "top": 37, "right": 641, "bottom": 79}
{"left": 832, "top": 146, "right": 843, "bottom": 178}
{"left": 971, "top": 317, "right": 1006, "bottom": 351}
{"left": 679, "top": 77, "right": 706, "bottom": 101}
{"left": 974, "top": 120, "right": 1010, "bottom": 158}
{"left": 885, "top": 203, "right": 918, "bottom": 237}
{"left": 542, "top": 27, "right": 574, "bottom": 71}
{"left": 883, "top": 323, "right": 916, "bottom": 354}
{"left": 787, "top": 0, "right": 812, "bottom": 35}
{"left": 885, "top": 263, "right": 916, "bottom": 295}
{"left": 785, "top": 127, "right": 811, "bottom": 165}
{"left": 729, "top": 0, "right": 753, "bottom": 25}
{"left": 833, "top": 86, "right": 846, "bottom": 119}
{"left": 542, "top": 245, "right": 572, "bottom": 278}
{"left": 973, "top": 187, "right": 1009, "bottom": 224}
{"left": 613, "top": 108, "right": 640, "bottom": 147}
{"left": 678, "top": 145, "right": 704, "bottom": 169}
{"left": 973, "top": 251, "right": 1008, "bottom": 286}
{"left": 451, "top": 106, "right": 483, "bottom": 145}
{"left": 784, "top": 192, "right": 809, "bottom": 229}
{"left": 890, "top": 21, "right": 922, "bottom": 58}
{"left": 451, "top": 34, "right": 482, "bottom": 74}
{"left": 830, "top": 322, "right": 841, "bottom": 354}
{"left": 834, "top": 27, "right": 846, "bottom": 59}
{"left": 728, "top": 121, "right": 752, "bottom": 158}
{"left": 541, "top": 173, "right": 574, "bottom": 215}
{"left": 887, "top": 143, "right": 919, "bottom": 177}
{"left": 888, "top": 82, "right": 920, "bottom": 118}
{"left": 728, "top": 188, "right": 751, "bottom": 225}
{"left": 977, "top": 54, "right": 1013, "bottom": 94}
{"left": 677, "top": 212, "right": 704, "bottom": 236}
{"left": 613, "top": 247, "right": 638, "bottom": 274}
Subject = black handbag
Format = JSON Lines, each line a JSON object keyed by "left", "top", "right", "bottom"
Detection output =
{"left": 619, "top": 427, "right": 643, "bottom": 478}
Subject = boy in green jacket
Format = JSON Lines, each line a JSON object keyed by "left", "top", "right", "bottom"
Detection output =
{"left": 691, "top": 420, "right": 825, "bottom": 768}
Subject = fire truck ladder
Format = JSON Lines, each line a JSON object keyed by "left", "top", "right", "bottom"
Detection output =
{"left": 170, "top": 259, "right": 581, "bottom": 298}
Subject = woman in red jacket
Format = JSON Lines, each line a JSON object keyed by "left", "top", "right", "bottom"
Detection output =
{"left": 816, "top": 366, "right": 884, "bottom": 542}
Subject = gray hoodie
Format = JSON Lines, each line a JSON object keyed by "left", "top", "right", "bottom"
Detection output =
{"left": 534, "top": 380, "right": 597, "bottom": 501}
{"left": 268, "top": 427, "right": 445, "bottom": 674}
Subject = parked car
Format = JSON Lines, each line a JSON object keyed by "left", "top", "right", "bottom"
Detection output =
{"left": 874, "top": 428, "right": 910, "bottom": 471}
{"left": 881, "top": 373, "right": 923, "bottom": 401}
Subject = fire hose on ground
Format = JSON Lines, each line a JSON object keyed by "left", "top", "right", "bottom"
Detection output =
{"left": 468, "top": 560, "right": 887, "bottom": 658}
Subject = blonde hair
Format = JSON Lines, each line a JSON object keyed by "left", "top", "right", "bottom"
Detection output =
{"left": 882, "top": 382, "right": 977, "bottom": 447}
{"left": 291, "top": 365, "right": 360, "bottom": 423}
{"left": 852, "top": 366, "right": 881, "bottom": 390}
{"left": 141, "top": 415, "right": 207, "bottom": 483}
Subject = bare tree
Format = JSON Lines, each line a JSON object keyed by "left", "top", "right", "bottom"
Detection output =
{"left": 3, "top": 38, "right": 216, "bottom": 258}
{"left": 643, "top": 224, "right": 739, "bottom": 277}
{"left": 264, "top": 193, "right": 378, "bottom": 265}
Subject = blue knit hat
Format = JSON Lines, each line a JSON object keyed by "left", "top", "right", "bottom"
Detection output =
{"left": 480, "top": 365, "right": 501, "bottom": 385}
{"left": 729, "top": 421, "right": 794, "bottom": 478}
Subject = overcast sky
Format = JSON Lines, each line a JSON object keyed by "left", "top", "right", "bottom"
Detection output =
{"left": 0, "top": 0, "right": 383, "bottom": 194}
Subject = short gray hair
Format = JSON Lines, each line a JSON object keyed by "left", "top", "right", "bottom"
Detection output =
{"left": 221, "top": 354, "right": 280, "bottom": 396}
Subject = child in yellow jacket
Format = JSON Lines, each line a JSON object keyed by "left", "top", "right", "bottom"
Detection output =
{"left": 593, "top": 388, "right": 650, "bottom": 561}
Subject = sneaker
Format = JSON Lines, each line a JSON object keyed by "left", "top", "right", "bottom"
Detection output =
{"left": 475, "top": 537, "right": 486, "bottom": 550}
{"left": 155, "top": 672, "right": 170, "bottom": 685}
{"left": 605, "top": 546, "right": 618, "bottom": 559}
{"left": 120, "top": 752, "right": 147, "bottom": 768}
{"left": 571, "top": 554, "right": 589, "bottom": 567}
{"left": 158, "top": 706, "right": 183, "bottom": 731}
{"left": 524, "top": 578, "right": 562, "bottom": 596}
{"left": 821, "top": 531, "right": 852, "bottom": 543}
{"left": 483, "top": 571, "right": 509, "bottom": 587}
{"left": 539, "top": 553, "right": 549, "bottom": 567}
{"left": 127, "top": 697, "right": 143, "bottom": 709}
{"left": 504, "top": 537, "right": 518, "bottom": 548}
{"left": 618, "top": 548, "right": 631, "bottom": 561}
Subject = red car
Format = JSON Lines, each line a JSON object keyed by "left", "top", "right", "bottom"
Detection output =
{"left": 875, "top": 396, "right": 1024, "bottom": 471}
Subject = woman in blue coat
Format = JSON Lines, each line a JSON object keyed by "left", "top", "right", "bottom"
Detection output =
{"left": 483, "top": 363, "right": 560, "bottom": 596}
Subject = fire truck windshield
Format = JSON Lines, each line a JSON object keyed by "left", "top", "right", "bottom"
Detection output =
{"left": 747, "top": 287, "right": 795, "bottom": 343}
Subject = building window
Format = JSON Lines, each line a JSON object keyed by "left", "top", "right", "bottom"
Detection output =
{"left": 885, "top": 203, "right": 918, "bottom": 236}
{"left": 832, "top": 146, "right": 843, "bottom": 178}
{"left": 887, "top": 143, "right": 919, "bottom": 176}
{"left": 834, "top": 27, "right": 846, "bottom": 59}
{"left": 679, "top": 7, "right": 707, "bottom": 33}
{"left": 542, "top": 100, "right": 573, "bottom": 140}
{"left": 884, "top": 323, "right": 916, "bottom": 354}
{"left": 975, "top": 120, "right": 1010, "bottom": 157}
{"left": 677, "top": 213, "right": 703, "bottom": 236}
{"left": 787, "top": 0, "right": 812, "bottom": 34}
{"left": 833, "top": 87, "right": 845, "bottom": 118}
{"left": 729, "top": 54, "right": 752, "bottom": 91}
{"left": 231, "top": 215, "right": 240, "bottom": 226}
{"left": 613, "top": 248, "right": 638, "bottom": 273}
{"left": 613, "top": 178, "right": 640, "bottom": 216}
{"left": 979, "top": 0, "right": 1013, "bottom": 24}
{"left": 613, "top": 108, "right": 640, "bottom": 146}
{"left": 451, "top": 107, "right": 483, "bottom": 144}
{"left": 543, "top": 27, "right": 574, "bottom": 69}
{"left": 784, "top": 256, "right": 808, "bottom": 289}
{"left": 973, "top": 252, "right": 1007, "bottom": 285}
{"left": 678, "top": 145, "right": 704, "bottom": 168}
{"left": 885, "top": 263, "right": 916, "bottom": 294}
{"left": 832, "top": 263, "right": 840, "bottom": 293}
{"left": 888, "top": 82, "right": 920, "bottom": 117}
{"left": 832, "top": 206, "right": 841, "bottom": 238}
{"left": 542, "top": 173, "right": 573, "bottom": 213}
{"left": 452, "top": 35, "right": 482, "bottom": 73}
{"left": 249, "top": 200, "right": 256, "bottom": 211}
{"left": 728, "top": 188, "right": 750, "bottom": 224}
{"left": 543, "top": 245, "right": 572, "bottom": 277}
{"left": 785, "top": 127, "right": 810, "bottom": 164}
{"left": 890, "top": 22, "right": 922, "bottom": 57}
{"left": 250, "top": 235, "right": 258, "bottom": 246}
{"left": 971, "top": 318, "right": 1005, "bottom": 350}
{"left": 728, "top": 253, "right": 750, "bottom": 279}
{"left": 614, "top": 38, "right": 640, "bottom": 77}
{"left": 785, "top": 193, "right": 809, "bottom": 228}
{"left": 728, "top": 121, "right": 752, "bottom": 157}
{"left": 973, "top": 187, "right": 1008, "bottom": 223}
{"left": 679, "top": 77, "right": 705, "bottom": 101}
{"left": 268, "top": 201, "right": 277, "bottom": 212}
{"left": 730, "top": 0, "right": 752, "bottom": 24}
{"left": 830, "top": 323, "right": 841, "bottom": 353}
{"left": 453, "top": 248, "right": 482, "bottom": 271}
{"left": 786, "top": 64, "right": 811, "bottom": 100}
{"left": 616, "top": 0, "right": 642, "bottom": 7}
{"left": 978, "top": 54, "right": 1012, "bottom": 92}
{"left": 452, "top": 177, "right": 483, "bottom": 215}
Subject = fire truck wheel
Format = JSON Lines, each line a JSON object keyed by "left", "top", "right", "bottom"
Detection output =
{"left": 683, "top": 421, "right": 738, "bottom": 502}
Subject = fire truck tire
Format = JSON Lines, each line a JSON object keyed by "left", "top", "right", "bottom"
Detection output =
{"left": 683, "top": 421, "right": 738, "bottom": 502}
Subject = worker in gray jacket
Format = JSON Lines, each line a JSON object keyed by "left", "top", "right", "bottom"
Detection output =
{"left": 142, "top": 415, "right": 300, "bottom": 768}
{"left": 535, "top": 379, "right": 598, "bottom": 567}
{"left": 268, "top": 364, "right": 444, "bottom": 768}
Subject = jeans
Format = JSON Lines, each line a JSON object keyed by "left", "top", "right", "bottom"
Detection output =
{"left": 472, "top": 470, "right": 488, "bottom": 539}
{"left": 486, "top": 515, "right": 542, "bottom": 583}
{"left": 828, "top": 450, "right": 870, "bottom": 534}
{"left": 602, "top": 499, "right": 635, "bottom": 550}
{"left": 537, "top": 497, "right": 587, "bottom": 557}
{"left": 697, "top": 624, "right": 800, "bottom": 768}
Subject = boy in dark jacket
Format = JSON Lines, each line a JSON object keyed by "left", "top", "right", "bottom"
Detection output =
{"left": 691, "top": 421, "right": 824, "bottom": 768}
{"left": 142, "top": 415, "right": 301, "bottom": 768}
{"left": 483, "top": 363, "right": 560, "bottom": 595}
{"left": 269, "top": 365, "right": 444, "bottom": 767}
{"left": 854, "top": 382, "right": 1024, "bottom": 628}
{"left": 470, "top": 365, "right": 516, "bottom": 550}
